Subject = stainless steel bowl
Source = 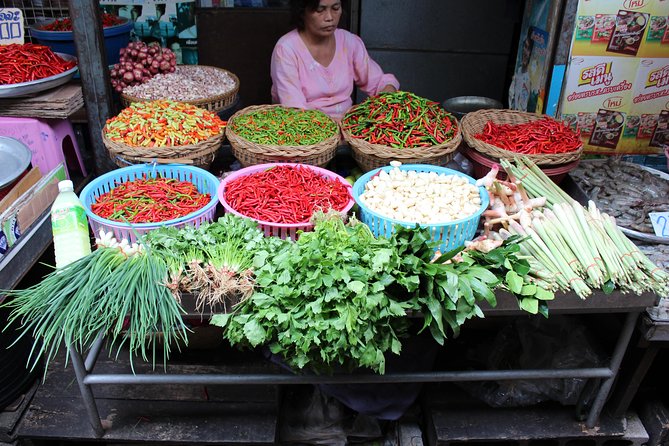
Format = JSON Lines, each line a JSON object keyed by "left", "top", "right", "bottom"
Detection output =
{"left": 0, "top": 137, "right": 32, "bottom": 190}
{"left": 0, "top": 53, "right": 78, "bottom": 98}
{"left": 442, "top": 96, "right": 503, "bottom": 120}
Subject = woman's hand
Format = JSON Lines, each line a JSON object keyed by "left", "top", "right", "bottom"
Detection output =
{"left": 379, "top": 84, "right": 397, "bottom": 93}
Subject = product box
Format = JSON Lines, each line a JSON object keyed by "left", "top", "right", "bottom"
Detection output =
{"left": 622, "top": 58, "right": 669, "bottom": 152}
{"left": 571, "top": 0, "right": 665, "bottom": 58}
{"left": 0, "top": 164, "right": 67, "bottom": 259}
{"left": 560, "top": 56, "right": 639, "bottom": 154}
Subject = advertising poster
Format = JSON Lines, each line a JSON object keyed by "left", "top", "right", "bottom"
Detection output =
{"left": 622, "top": 58, "right": 669, "bottom": 152}
{"left": 99, "top": 0, "right": 197, "bottom": 64}
{"left": 561, "top": 55, "right": 639, "bottom": 154}
{"left": 509, "top": 0, "right": 552, "bottom": 113}
{"left": 571, "top": 0, "right": 666, "bottom": 58}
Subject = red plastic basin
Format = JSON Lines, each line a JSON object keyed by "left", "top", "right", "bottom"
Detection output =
{"left": 463, "top": 146, "right": 580, "bottom": 184}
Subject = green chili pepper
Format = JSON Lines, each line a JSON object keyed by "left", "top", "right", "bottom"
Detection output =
{"left": 231, "top": 107, "right": 337, "bottom": 145}
{"left": 342, "top": 91, "right": 457, "bottom": 149}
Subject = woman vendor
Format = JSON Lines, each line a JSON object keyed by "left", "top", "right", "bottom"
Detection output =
{"left": 270, "top": 0, "right": 400, "bottom": 121}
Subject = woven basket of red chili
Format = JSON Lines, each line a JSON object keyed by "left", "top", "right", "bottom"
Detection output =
{"left": 226, "top": 105, "right": 340, "bottom": 168}
{"left": 102, "top": 100, "right": 225, "bottom": 169}
{"left": 341, "top": 91, "right": 462, "bottom": 172}
{"left": 81, "top": 164, "right": 220, "bottom": 242}
{"left": 218, "top": 163, "right": 354, "bottom": 240}
{"left": 461, "top": 109, "right": 583, "bottom": 166}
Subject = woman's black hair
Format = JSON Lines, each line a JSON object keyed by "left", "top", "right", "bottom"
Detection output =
{"left": 290, "top": 0, "right": 345, "bottom": 30}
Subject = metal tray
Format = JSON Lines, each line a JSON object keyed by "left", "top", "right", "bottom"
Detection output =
{"left": 576, "top": 159, "right": 669, "bottom": 244}
{"left": 0, "top": 53, "right": 78, "bottom": 98}
{"left": 0, "top": 137, "right": 32, "bottom": 189}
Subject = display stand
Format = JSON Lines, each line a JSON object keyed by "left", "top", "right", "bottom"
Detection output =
{"left": 57, "top": 291, "right": 657, "bottom": 439}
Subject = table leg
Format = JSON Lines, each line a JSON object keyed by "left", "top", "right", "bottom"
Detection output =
{"left": 585, "top": 312, "right": 638, "bottom": 428}
{"left": 69, "top": 345, "right": 105, "bottom": 438}
{"left": 609, "top": 344, "right": 660, "bottom": 417}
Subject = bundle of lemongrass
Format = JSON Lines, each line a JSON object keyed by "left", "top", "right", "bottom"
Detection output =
{"left": 480, "top": 158, "right": 669, "bottom": 299}
{"left": 1, "top": 230, "right": 188, "bottom": 373}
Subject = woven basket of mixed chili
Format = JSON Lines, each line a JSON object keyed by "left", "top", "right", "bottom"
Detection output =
{"left": 341, "top": 91, "right": 461, "bottom": 172}
{"left": 461, "top": 109, "right": 583, "bottom": 166}
{"left": 102, "top": 100, "right": 225, "bottom": 169}
{"left": 226, "top": 105, "right": 340, "bottom": 168}
{"left": 218, "top": 163, "right": 354, "bottom": 239}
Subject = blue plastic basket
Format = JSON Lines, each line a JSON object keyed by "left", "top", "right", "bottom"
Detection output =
{"left": 352, "top": 164, "right": 489, "bottom": 252}
{"left": 30, "top": 18, "right": 133, "bottom": 66}
{"left": 80, "top": 164, "right": 220, "bottom": 242}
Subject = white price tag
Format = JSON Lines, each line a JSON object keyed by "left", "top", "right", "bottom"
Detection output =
{"left": 649, "top": 212, "right": 669, "bottom": 238}
{"left": 0, "top": 9, "right": 24, "bottom": 45}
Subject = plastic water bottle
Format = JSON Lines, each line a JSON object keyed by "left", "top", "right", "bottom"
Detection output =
{"left": 51, "top": 180, "right": 91, "bottom": 268}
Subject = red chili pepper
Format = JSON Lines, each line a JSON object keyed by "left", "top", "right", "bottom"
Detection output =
{"left": 224, "top": 165, "right": 351, "bottom": 224}
{"left": 0, "top": 44, "right": 77, "bottom": 85}
{"left": 90, "top": 176, "right": 209, "bottom": 223}
{"left": 342, "top": 91, "right": 457, "bottom": 149}
{"left": 474, "top": 117, "right": 581, "bottom": 154}
{"left": 39, "top": 13, "right": 124, "bottom": 31}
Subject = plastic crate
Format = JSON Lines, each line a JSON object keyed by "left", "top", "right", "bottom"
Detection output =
{"left": 352, "top": 164, "right": 489, "bottom": 252}
{"left": 218, "top": 163, "right": 355, "bottom": 240}
{"left": 80, "top": 163, "right": 220, "bottom": 242}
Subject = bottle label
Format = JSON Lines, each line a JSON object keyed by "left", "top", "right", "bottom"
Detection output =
{"left": 52, "top": 206, "right": 89, "bottom": 236}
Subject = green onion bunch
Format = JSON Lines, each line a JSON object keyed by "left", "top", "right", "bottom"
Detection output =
{"left": 1, "top": 246, "right": 188, "bottom": 373}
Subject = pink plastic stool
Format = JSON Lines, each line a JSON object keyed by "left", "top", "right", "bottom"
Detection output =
{"left": 0, "top": 117, "right": 87, "bottom": 179}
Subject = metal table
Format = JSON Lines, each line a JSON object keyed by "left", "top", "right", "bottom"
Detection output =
{"left": 609, "top": 310, "right": 669, "bottom": 417}
{"left": 66, "top": 290, "right": 659, "bottom": 438}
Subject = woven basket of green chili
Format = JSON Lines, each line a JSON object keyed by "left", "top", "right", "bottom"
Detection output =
{"left": 461, "top": 109, "right": 583, "bottom": 166}
{"left": 102, "top": 100, "right": 226, "bottom": 169}
{"left": 226, "top": 105, "right": 340, "bottom": 168}
{"left": 341, "top": 91, "right": 462, "bottom": 172}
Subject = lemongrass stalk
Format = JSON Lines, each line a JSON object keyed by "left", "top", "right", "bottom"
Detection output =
{"left": 518, "top": 158, "right": 574, "bottom": 203}
{"left": 530, "top": 217, "right": 591, "bottom": 298}
{"left": 568, "top": 202, "right": 608, "bottom": 274}
{"left": 508, "top": 222, "right": 569, "bottom": 289}
{"left": 513, "top": 219, "right": 590, "bottom": 297}
{"left": 604, "top": 213, "right": 669, "bottom": 284}
{"left": 542, "top": 210, "right": 605, "bottom": 287}
{"left": 600, "top": 213, "right": 645, "bottom": 271}
{"left": 585, "top": 205, "right": 633, "bottom": 284}
{"left": 532, "top": 215, "right": 581, "bottom": 275}
{"left": 552, "top": 204, "right": 606, "bottom": 286}
{"left": 501, "top": 160, "right": 560, "bottom": 203}
{"left": 502, "top": 160, "right": 561, "bottom": 205}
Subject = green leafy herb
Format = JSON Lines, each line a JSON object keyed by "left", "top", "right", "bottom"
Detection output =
{"left": 214, "top": 217, "right": 555, "bottom": 375}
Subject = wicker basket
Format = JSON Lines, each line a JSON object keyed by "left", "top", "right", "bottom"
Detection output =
{"left": 226, "top": 104, "right": 340, "bottom": 167}
{"left": 461, "top": 109, "right": 583, "bottom": 166}
{"left": 120, "top": 65, "right": 240, "bottom": 113}
{"left": 102, "top": 129, "right": 225, "bottom": 169}
{"left": 341, "top": 117, "right": 462, "bottom": 173}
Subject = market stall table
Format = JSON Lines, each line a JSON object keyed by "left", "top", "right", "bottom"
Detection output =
{"left": 24, "top": 289, "right": 656, "bottom": 440}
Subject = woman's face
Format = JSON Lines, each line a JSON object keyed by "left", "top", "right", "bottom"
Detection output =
{"left": 303, "top": 0, "right": 342, "bottom": 39}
